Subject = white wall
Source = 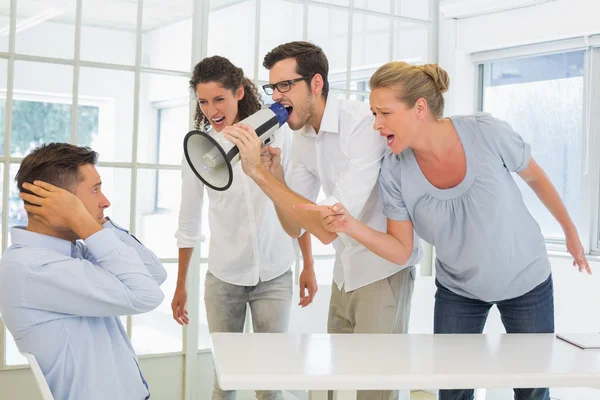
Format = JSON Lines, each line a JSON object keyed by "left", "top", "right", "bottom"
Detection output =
{"left": 455, "top": 0, "right": 600, "bottom": 53}
{"left": 439, "top": 0, "right": 600, "bottom": 115}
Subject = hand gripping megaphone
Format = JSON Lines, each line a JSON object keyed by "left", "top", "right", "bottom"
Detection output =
{"left": 183, "top": 103, "right": 289, "bottom": 191}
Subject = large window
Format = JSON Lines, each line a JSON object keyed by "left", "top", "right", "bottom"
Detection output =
{"left": 481, "top": 51, "right": 585, "bottom": 241}
{"left": 3, "top": 99, "right": 98, "bottom": 156}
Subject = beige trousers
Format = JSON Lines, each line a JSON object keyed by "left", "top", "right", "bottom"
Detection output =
{"left": 328, "top": 266, "right": 416, "bottom": 400}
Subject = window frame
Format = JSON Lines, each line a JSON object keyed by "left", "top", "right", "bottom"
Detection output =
{"left": 152, "top": 98, "right": 189, "bottom": 212}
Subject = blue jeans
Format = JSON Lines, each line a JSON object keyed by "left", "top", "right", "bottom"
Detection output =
{"left": 434, "top": 275, "right": 555, "bottom": 400}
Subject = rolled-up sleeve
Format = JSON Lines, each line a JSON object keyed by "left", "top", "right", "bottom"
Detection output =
{"left": 175, "top": 156, "right": 205, "bottom": 248}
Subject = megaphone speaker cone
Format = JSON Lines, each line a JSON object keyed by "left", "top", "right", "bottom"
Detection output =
{"left": 183, "top": 130, "right": 234, "bottom": 191}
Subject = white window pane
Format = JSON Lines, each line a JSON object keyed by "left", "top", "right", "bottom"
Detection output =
{"left": 308, "top": 5, "right": 349, "bottom": 87}
{"left": 97, "top": 167, "right": 132, "bottom": 231}
{"left": 158, "top": 105, "right": 191, "bottom": 165}
{"left": 330, "top": 80, "right": 347, "bottom": 91}
{"left": 80, "top": 1, "right": 137, "bottom": 66}
{"left": 208, "top": 0, "right": 256, "bottom": 79}
{"left": 314, "top": 258, "right": 335, "bottom": 285}
{"left": 136, "top": 169, "right": 181, "bottom": 259}
{"left": 0, "top": 58, "right": 7, "bottom": 156}
{"left": 394, "top": 20, "right": 428, "bottom": 65}
{"left": 258, "top": 85, "right": 274, "bottom": 105}
{"left": 132, "top": 263, "right": 182, "bottom": 355}
{"left": 0, "top": 2, "right": 9, "bottom": 52}
{"left": 137, "top": 73, "right": 190, "bottom": 164}
{"left": 4, "top": 325, "right": 27, "bottom": 366}
{"left": 349, "top": 93, "right": 370, "bottom": 103}
{"left": 355, "top": 0, "right": 391, "bottom": 13}
{"left": 142, "top": 0, "right": 193, "bottom": 72}
{"left": 313, "top": 0, "right": 349, "bottom": 6}
{"left": 78, "top": 67, "right": 135, "bottom": 162}
{"left": 258, "top": 0, "right": 304, "bottom": 81}
{"left": 351, "top": 12, "right": 390, "bottom": 92}
{"left": 11, "top": 62, "right": 73, "bottom": 157}
{"left": 15, "top": 0, "right": 76, "bottom": 59}
{"left": 396, "top": 0, "right": 429, "bottom": 20}
{"left": 198, "top": 263, "right": 210, "bottom": 350}
{"left": 482, "top": 51, "right": 584, "bottom": 240}
{"left": 8, "top": 164, "right": 27, "bottom": 241}
{"left": 330, "top": 90, "right": 348, "bottom": 100}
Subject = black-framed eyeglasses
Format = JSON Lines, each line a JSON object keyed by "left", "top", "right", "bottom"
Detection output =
{"left": 262, "top": 75, "right": 313, "bottom": 95}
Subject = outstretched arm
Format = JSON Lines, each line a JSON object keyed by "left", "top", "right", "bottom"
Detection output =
{"left": 518, "top": 157, "right": 591, "bottom": 274}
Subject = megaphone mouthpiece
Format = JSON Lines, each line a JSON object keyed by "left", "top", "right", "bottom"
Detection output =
{"left": 268, "top": 102, "right": 289, "bottom": 127}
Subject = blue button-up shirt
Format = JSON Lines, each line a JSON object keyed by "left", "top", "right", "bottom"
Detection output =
{"left": 0, "top": 219, "right": 167, "bottom": 400}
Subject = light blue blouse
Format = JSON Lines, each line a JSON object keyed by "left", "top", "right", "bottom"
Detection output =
{"left": 379, "top": 113, "right": 551, "bottom": 302}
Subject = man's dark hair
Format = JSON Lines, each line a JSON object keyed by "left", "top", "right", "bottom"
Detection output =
{"left": 16, "top": 143, "right": 99, "bottom": 198}
{"left": 263, "top": 41, "right": 329, "bottom": 98}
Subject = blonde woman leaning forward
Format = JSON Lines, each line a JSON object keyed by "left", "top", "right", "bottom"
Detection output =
{"left": 299, "top": 61, "right": 591, "bottom": 400}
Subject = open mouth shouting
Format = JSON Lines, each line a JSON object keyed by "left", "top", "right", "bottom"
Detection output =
{"left": 282, "top": 104, "right": 293, "bottom": 119}
{"left": 386, "top": 134, "right": 395, "bottom": 146}
{"left": 211, "top": 116, "right": 226, "bottom": 127}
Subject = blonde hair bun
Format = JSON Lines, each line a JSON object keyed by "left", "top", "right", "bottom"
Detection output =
{"left": 370, "top": 61, "right": 449, "bottom": 118}
{"left": 420, "top": 64, "right": 450, "bottom": 94}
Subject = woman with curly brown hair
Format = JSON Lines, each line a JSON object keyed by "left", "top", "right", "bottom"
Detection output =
{"left": 171, "top": 56, "right": 299, "bottom": 400}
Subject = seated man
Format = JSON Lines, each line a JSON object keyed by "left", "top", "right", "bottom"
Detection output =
{"left": 0, "top": 143, "right": 167, "bottom": 400}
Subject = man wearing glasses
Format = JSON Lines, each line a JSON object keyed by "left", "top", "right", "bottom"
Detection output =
{"left": 223, "top": 41, "right": 422, "bottom": 400}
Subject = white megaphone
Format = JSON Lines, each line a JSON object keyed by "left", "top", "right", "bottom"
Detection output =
{"left": 183, "top": 102, "right": 289, "bottom": 191}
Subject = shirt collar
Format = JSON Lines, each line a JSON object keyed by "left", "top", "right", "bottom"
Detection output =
{"left": 299, "top": 96, "right": 340, "bottom": 137}
{"left": 10, "top": 226, "right": 73, "bottom": 257}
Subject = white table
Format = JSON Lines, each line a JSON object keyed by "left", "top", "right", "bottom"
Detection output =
{"left": 211, "top": 333, "right": 600, "bottom": 399}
